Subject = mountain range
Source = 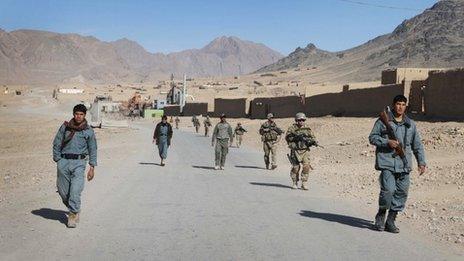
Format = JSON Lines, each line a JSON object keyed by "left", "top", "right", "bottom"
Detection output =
{"left": 258, "top": 0, "right": 464, "bottom": 82}
{"left": 0, "top": 31, "right": 282, "bottom": 84}
{"left": 1, "top": 0, "right": 464, "bottom": 84}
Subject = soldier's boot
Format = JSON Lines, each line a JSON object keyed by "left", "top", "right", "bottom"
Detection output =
{"left": 301, "top": 182, "right": 309, "bottom": 190}
{"left": 291, "top": 181, "right": 298, "bottom": 189}
{"left": 271, "top": 164, "right": 277, "bottom": 170}
{"left": 385, "top": 210, "right": 400, "bottom": 233}
{"left": 67, "top": 212, "right": 78, "bottom": 228}
{"left": 373, "top": 209, "right": 387, "bottom": 231}
{"left": 214, "top": 166, "right": 220, "bottom": 170}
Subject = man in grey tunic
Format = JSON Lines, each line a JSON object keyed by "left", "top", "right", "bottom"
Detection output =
{"left": 211, "top": 114, "right": 233, "bottom": 170}
{"left": 153, "top": 115, "right": 173, "bottom": 166}
{"left": 369, "top": 95, "right": 426, "bottom": 233}
{"left": 52, "top": 104, "right": 97, "bottom": 228}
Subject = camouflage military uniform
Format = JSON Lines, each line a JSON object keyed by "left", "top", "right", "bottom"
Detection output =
{"left": 204, "top": 117, "right": 212, "bottom": 137}
{"left": 259, "top": 121, "right": 282, "bottom": 169}
{"left": 192, "top": 116, "right": 200, "bottom": 133}
{"left": 212, "top": 121, "right": 233, "bottom": 169}
{"left": 234, "top": 124, "right": 247, "bottom": 147}
{"left": 285, "top": 123, "right": 316, "bottom": 187}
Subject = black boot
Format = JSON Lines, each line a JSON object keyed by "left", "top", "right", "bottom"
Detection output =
{"left": 385, "top": 210, "right": 400, "bottom": 233}
{"left": 373, "top": 209, "right": 386, "bottom": 231}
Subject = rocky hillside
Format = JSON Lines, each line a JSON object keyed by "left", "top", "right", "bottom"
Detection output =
{"left": 258, "top": 0, "right": 464, "bottom": 82}
{"left": 0, "top": 31, "right": 283, "bottom": 84}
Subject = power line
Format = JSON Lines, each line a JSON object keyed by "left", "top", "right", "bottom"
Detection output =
{"left": 337, "top": 0, "right": 464, "bottom": 13}
{"left": 338, "top": 0, "right": 423, "bottom": 11}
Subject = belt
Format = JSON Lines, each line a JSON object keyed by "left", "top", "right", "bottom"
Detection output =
{"left": 61, "top": 153, "right": 86, "bottom": 160}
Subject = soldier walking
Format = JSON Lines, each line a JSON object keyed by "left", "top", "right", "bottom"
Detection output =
{"left": 174, "top": 116, "right": 180, "bottom": 129}
{"left": 234, "top": 122, "right": 247, "bottom": 148}
{"left": 204, "top": 115, "right": 212, "bottom": 137}
{"left": 192, "top": 115, "right": 200, "bottom": 133}
{"left": 369, "top": 95, "right": 426, "bottom": 233}
{"left": 285, "top": 113, "right": 317, "bottom": 190}
{"left": 211, "top": 114, "right": 233, "bottom": 170}
{"left": 52, "top": 104, "right": 97, "bottom": 228}
{"left": 259, "top": 113, "right": 283, "bottom": 170}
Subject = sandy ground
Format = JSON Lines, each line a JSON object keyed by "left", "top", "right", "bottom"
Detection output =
{"left": 0, "top": 85, "right": 463, "bottom": 257}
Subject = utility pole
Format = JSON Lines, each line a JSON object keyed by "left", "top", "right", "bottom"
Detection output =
{"left": 180, "top": 74, "right": 187, "bottom": 113}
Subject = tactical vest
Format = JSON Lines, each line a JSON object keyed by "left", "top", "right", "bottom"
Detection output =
{"left": 261, "top": 122, "right": 280, "bottom": 142}
{"left": 287, "top": 125, "right": 314, "bottom": 150}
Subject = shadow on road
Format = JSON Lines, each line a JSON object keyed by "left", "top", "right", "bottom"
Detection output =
{"left": 139, "top": 162, "right": 162, "bottom": 166}
{"left": 192, "top": 165, "right": 216, "bottom": 170}
{"left": 250, "top": 182, "right": 293, "bottom": 189}
{"left": 299, "top": 210, "right": 373, "bottom": 229}
{"left": 236, "top": 165, "right": 267, "bottom": 170}
{"left": 31, "top": 208, "right": 67, "bottom": 225}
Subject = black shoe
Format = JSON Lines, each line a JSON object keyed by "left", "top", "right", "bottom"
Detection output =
{"left": 385, "top": 210, "right": 400, "bottom": 233}
{"left": 265, "top": 164, "right": 270, "bottom": 170}
{"left": 373, "top": 209, "right": 386, "bottom": 231}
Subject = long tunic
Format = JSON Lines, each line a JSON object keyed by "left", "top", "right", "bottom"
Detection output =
{"left": 154, "top": 122, "right": 173, "bottom": 159}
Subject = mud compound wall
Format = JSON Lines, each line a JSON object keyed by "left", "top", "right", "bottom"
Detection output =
{"left": 213, "top": 98, "right": 247, "bottom": 118}
{"left": 305, "top": 83, "right": 404, "bottom": 117}
{"left": 182, "top": 103, "right": 208, "bottom": 116}
{"left": 249, "top": 96, "right": 305, "bottom": 119}
{"left": 425, "top": 69, "right": 464, "bottom": 119}
{"left": 409, "top": 80, "right": 426, "bottom": 113}
{"left": 163, "top": 105, "right": 181, "bottom": 116}
{"left": 381, "top": 70, "right": 397, "bottom": 85}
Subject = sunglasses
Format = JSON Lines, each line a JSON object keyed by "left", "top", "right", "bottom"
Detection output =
{"left": 297, "top": 119, "right": 306, "bottom": 122}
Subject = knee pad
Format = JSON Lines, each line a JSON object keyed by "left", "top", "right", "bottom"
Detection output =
{"left": 302, "top": 164, "right": 311, "bottom": 174}
{"left": 291, "top": 165, "right": 300, "bottom": 174}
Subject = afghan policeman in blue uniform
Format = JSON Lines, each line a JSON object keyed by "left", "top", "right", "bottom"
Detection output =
{"left": 52, "top": 104, "right": 97, "bottom": 228}
{"left": 369, "top": 95, "right": 426, "bottom": 233}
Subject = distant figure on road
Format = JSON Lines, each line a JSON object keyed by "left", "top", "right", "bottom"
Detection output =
{"left": 234, "top": 122, "right": 247, "bottom": 148}
{"left": 52, "top": 104, "right": 97, "bottom": 228}
{"left": 259, "top": 113, "right": 283, "bottom": 170}
{"left": 285, "top": 113, "right": 317, "bottom": 190}
{"left": 204, "top": 115, "right": 212, "bottom": 137}
{"left": 369, "top": 95, "right": 427, "bottom": 233}
{"left": 211, "top": 114, "right": 233, "bottom": 170}
{"left": 153, "top": 115, "right": 173, "bottom": 166}
{"left": 174, "top": 116, "right": 180, "bottom": 129}
{"left": 169, "top": 116, "right": 174, "bottom": 124}
{"left": 192, "top": 115, "right": 200, "bottom": 133}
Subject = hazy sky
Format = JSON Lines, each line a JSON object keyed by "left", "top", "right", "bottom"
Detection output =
{"left": 0, "top": 0, "right": 438, "bottom": 55}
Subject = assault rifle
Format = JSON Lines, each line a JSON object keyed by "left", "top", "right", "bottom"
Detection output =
{"left": 292, "top": 133, "right": 323, "bottom": 148}
{"left": 379, "top": 106, "right": 408, "bottom": 167}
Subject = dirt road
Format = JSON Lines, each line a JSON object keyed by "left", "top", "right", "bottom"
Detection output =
{"left": 0, "top": 120, "right": 460, "bottom": 260}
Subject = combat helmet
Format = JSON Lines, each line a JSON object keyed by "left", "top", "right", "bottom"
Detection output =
{"left": 295, "top": 112, "right": 307, "bottom": 121}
